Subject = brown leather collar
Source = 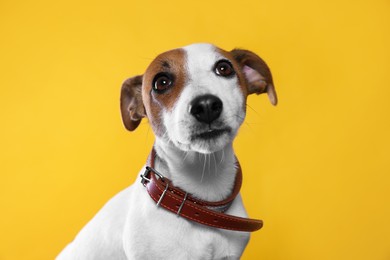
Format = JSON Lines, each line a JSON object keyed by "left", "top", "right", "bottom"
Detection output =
{"left": 140, "top": 149, "right": 263, "bottom": 232}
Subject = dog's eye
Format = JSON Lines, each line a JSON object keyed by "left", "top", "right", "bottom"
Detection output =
{"left": 214, "top": 60, "right": 235, "bottom": 77}
{"left": 152, "top": 73, "right": 173, "bottom": 93}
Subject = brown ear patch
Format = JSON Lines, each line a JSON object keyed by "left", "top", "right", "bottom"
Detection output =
{"left": 231, "top": 49, "right": 278, "bottom": 105}
{"left": 120, "top": 75, "right": 146, "bottom": 131}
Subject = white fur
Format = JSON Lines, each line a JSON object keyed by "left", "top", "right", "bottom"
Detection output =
{"left": 163, "top": 44, "right": 245, "bottom": 154}
{"left": 57, "top": 44, "right": 250, "bottom": 260}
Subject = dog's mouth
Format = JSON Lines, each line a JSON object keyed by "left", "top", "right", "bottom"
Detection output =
{"left": 192, "top": 128, "right": 231, "bottom": 141}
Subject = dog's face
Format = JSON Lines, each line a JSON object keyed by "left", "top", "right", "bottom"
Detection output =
{"left": 121, "top": 43, "right": 277, "bottom": 154}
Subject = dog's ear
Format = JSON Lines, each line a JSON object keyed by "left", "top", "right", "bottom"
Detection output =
{"left": 231, "top": 49, "right": 277, "bottom": 105}
{"left": 120, "top": 75, "right": 146, "bottom": 131}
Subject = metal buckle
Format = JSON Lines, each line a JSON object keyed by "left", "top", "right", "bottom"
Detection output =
{"left": 140, "top": 166, "right": 165, "bottom": 186}
{"left": 157, "top": 182, "right": 169, "bottom": 207}
{"left": 140, "top": 167, "right": 151, "bottom": 186}
{"left": 177, "top": 192, "right": 188, "bottom": 217}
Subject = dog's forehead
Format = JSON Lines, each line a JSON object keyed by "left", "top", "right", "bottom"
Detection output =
{"left": 182, "top": 43, "right": 247, "bottom": 94}
{"left": 183, "top": 43, "right": 227, "bottom": 67}
{"left": 145, "top": 43, "right": 228, "bottom": 72}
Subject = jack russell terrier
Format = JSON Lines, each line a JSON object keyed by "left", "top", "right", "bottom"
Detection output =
{"left": 57, "top": 43, "right": 277, "bottom": 260}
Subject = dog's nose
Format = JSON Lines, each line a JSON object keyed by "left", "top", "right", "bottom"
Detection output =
{"left": 189, "top": 94, "right": 223, "bottom": 124}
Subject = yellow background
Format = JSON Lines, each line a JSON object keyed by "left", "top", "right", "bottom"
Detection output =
{"left": 1, "top": 0, "right": 389, "bottom": 259}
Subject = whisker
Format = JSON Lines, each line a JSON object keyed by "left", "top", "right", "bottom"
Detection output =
{"left": 220, "top": 148, "right": 225, "bottom": 165}
{"left": 246, "top": 103, "right": 261, "bottom": 116}
{"left": 201, "top": 153, "right": 207, "bottom": 183}
{"left": 182, "top": 150, "right": 189, "bottom": 162}
{"left": 207, "top": 154, "right": 211, "bottom": 177}
{"left": 212, "top": 152, "right": 218, "bottom": 176}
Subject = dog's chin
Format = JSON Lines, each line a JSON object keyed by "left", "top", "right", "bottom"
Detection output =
{"left": 173, "top": 128, "right": 234, "bottom": 154}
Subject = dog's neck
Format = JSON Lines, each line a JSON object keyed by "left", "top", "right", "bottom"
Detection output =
{"left": 153, "top": 138, "right": 238, "bottom": 202}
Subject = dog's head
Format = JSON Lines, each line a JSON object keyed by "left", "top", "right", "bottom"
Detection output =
{"left": 120, "top": 43, "right": 277, "bottom": 153}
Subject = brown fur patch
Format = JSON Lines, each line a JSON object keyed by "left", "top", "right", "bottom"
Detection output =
{"left": 120, "top": 75, "right": 145, "bottom": 131}
{"left": 142, "top": 48, "right": 186, "bottom": 136}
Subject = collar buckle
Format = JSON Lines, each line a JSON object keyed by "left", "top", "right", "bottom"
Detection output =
{"left": 140, "top": 166, "right": 165, "bottom": 186}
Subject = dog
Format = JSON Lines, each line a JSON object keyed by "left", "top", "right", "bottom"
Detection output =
{"left": 57, "top": 43, "right": 277, "bottom": 260}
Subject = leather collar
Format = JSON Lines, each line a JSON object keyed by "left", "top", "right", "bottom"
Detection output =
{"left": 140, "top": 148, "right": 263, "bottom": 232}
